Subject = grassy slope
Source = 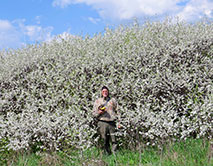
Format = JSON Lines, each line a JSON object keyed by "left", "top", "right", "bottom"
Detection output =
{"left": 2, "top": 139, "right": 212, "bottom": 166}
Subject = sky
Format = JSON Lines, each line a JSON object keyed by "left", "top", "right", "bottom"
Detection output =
{"left": 0, "top": 0, "right": 213, "bottom": 50}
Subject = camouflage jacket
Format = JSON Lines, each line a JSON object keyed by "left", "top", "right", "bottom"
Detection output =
{"left": 93, "top": 97, "right": 119, "bottom": 122}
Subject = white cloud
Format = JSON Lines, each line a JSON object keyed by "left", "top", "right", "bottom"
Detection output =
{"left": 88, "top": 17, "right": 101, "bottom": 24}
{"left": 177, "top": 0, "right": 213, "bottom": 21}
{"left": 53, "top": 0, "right": 181, "bottom": 19}
{"left": 0, "top": 20, "right": 21, "bottom": 49}
{"left": 0, "top": 20, "right": 13, "bottom": 30}
{"left": 0, "top": 19, "right": 54, "bottom": 50}
{"left": 23, "top": 25, "right": 53, "bottom": 41}
{"left": 35, "top": 16, "right": 42, "bottom": 24}
{"left": 52, "top": 0, "right": 74, "bottom": 8}
{"left": 52, "top": 0, "right": 213, "bottom": 21}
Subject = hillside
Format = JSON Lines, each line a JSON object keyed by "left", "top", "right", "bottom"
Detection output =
{"left": 0, "top": 19, "right": 212, "bottom": 152}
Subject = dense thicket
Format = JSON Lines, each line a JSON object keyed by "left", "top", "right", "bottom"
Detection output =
{"left": 0, "top": 19, "right": 212, "bottom": 152}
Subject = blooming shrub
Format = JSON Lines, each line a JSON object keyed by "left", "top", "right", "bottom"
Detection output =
{"left": 0, "top": 19, "right": 212, "bottom": 152}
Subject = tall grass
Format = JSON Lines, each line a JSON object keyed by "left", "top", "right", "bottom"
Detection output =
{"left": 1, "top": 139, "right": 212, "bottom": 166}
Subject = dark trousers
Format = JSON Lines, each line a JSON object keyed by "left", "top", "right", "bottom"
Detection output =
{"left": 97, "top": 121, "right": 117, "bottom": 154}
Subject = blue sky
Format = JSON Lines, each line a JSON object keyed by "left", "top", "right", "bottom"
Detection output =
{"left": 0, "top": 0, "right": 213, "bottom": 50}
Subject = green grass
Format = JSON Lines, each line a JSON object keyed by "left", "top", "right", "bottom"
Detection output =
{"left": 1, "top": 139, "right": 212, "bottom": 166}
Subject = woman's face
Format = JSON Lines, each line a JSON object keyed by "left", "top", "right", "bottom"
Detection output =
{"left": 102, "top": 89, "right": 109, "bottom": 98}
